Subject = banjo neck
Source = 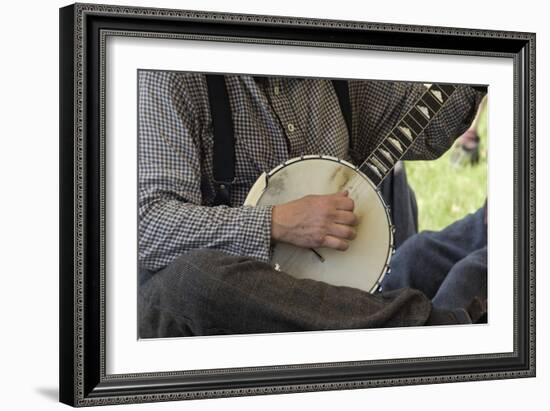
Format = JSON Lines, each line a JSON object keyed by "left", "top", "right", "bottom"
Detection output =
{"left": 358, "top": 83, "right": 458, "bottom": 187}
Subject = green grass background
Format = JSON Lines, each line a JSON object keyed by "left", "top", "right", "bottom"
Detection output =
{"left": 404, "top": 105, "right": 488, "bottom": 232}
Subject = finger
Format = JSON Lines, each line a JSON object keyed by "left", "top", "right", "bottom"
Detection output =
{"left": 333, "top": 210, "right": 359, "bottom": 226}
{"left": 327, "top": 223, "right": 357, "bottom": 240}
{"left": 333, "top": 196, "right": 354, "bottom": 211}
{"left": 321, "top": 235, "right": 350, "bottom": 251}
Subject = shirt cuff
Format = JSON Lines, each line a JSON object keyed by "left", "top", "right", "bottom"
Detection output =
{"left": 236, "top": 204, "right": 273, "bottom": 264}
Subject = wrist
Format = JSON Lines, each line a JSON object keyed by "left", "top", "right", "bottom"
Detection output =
{"left": 270, "top": 204, "right": 286, "bottom": 243}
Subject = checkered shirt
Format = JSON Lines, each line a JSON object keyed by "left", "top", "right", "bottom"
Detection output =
{"left": 138, "top": 71, "right": 483, "bottom": 271}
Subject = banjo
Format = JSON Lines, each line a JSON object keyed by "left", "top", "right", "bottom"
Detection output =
{"left": 244, "top": 83, "right": 457, "bottom": 293}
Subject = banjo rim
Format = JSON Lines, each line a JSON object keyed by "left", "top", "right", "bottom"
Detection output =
{"left": 249, "top": 154, "right": 395, "bottom": 293}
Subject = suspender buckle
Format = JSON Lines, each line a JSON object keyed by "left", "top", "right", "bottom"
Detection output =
{"left": 213, "top": 178, "right": 236, "bottom": 191}
{"left": 212, "top": 178, "right": 236, "bottom": 206}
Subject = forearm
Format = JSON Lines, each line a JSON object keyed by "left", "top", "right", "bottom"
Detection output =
{"left": 138, "top": 71, "right": 276, "bottom": 271}
{"left": 139, "top": 198, "right": 273, "bottom": 272}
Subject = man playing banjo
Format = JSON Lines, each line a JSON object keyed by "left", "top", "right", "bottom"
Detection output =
{"left": 138, "top": 71, "right": 486, "bottom": 338}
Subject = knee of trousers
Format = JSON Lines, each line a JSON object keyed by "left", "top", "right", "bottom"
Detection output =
{"left": 139, "top": 250, "right": 245, "bottom": 315}
{"left": 148, "top": 249, "right": 235, "bottom": 291}
{"left": 138, "top": 250, "right": 234, "bottom": 337}
{"left": 170, "top": 249, "right": 236, "bottom": 273}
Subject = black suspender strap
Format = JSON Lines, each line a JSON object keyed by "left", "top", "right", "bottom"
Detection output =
{"left": 331, "top": 80, "right": 352, "bottom": 138}
{"left": 205, "top": 74, "right": 235, "bottom": 206}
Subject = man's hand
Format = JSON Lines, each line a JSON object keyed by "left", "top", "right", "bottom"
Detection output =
{"left": 271, "top": 191, "right": 358, "bottom": 251}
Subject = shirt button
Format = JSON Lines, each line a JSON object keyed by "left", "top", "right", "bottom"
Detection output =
{"left": 274, "top": 85, "right": 280, "bottom": 95}
{"left": 287, "top": 123, "right": 295, "bottom": 132}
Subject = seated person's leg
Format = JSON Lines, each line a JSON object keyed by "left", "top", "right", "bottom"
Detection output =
{"left": 139, "top": 249, "right": 443, "bottom": 338}
{"left": 432, "top": 246, "right": 487, "bottom": 312}
{"left": 380, "top": 205, "right": 487, "bottom": 299}
{"left": 380, "top": 162, "right": 419, "bottom": 248}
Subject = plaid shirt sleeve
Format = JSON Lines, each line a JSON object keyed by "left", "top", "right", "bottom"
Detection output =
{"left": 138, "top": 71, "right": 272, "bottom": 272}
{"left": 406, "top": 84, "right": 485, "bottom": 160}
{"left": 349, "top": 81, "right": 485, "bottom": 162}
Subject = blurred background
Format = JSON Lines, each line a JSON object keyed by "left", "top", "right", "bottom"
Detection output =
{"left": 405, "top": 96, "right": 488, "bottom": 231}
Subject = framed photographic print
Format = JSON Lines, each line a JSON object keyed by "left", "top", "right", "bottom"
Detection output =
{"left": 59, "top": 2, "right": 535, "bottom": 407}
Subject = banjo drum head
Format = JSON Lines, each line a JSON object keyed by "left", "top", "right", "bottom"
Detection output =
{"left": 245, "top": 156, "right": 393, "bottom": 293}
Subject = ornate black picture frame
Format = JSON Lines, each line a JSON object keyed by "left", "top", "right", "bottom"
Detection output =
{"left": 59, "top": 3, "right": 535, "bottom": 407}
